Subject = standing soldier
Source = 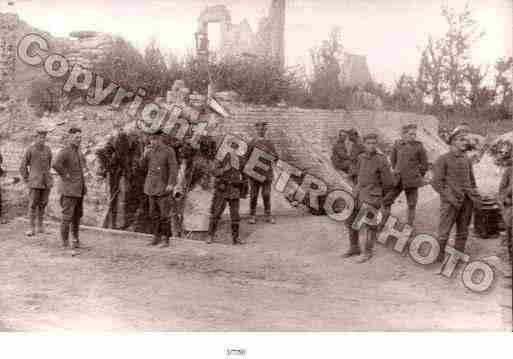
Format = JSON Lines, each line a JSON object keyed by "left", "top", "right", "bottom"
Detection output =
{"left": 431, "top": 126, "right": 482, "bottom": 262}
{"left": 383, "top": 124, "right": 428, "bottom": 226}
{"left": 331, "top": 128, "right": 364, "bottom": 185}
{"left": 52, "top": 127, "right": 87, "bottom": 249}
{"left": 140, "top": 130, "right": 178, "bottom": 247}
{"left": 208, "top": 153, "right": 248, "bottom": 245}
{"left": 95, "top": 120, "right": 131, "bottom": 229}
{"left": 498, "top": 145, "right": 512, "bottom": 274}
{"left": 343, "top": 133, "right": 394, "bottom": 263}
{"left": 19, "top": 127, "right": 53, "bottom": 236}
{"left": 248, "top": 122, "right": 278, "bottom": 224}
{"left": 0, "top": 148, "right": 5, "bottom": 223}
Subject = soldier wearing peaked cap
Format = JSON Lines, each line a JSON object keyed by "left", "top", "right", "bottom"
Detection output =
{"left": 139, "top": 129, "right": 179, "bottom": 247}
{"left": 331, "top": 128, "right": 364, "bottom": 185}
{"left": 382, "top": 123, "right": 428, "bottom": 226}
{"left": 431, "top": 126, "right": 483, "bottom": 262}
{"left": 343, "top": 132, "right": 394, "bottom": 263}
{"left": 19, "top": 126, "right": 53, "bottom": 236}
{"left": 52, "top": 126, "right": 87, "bottom": 249}
{"left": 247, "top": 121, "right": 279, "bottom": 224}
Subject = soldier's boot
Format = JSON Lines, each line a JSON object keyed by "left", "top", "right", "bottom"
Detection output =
{"left": 342, "top": 229, "right": 361, "bottom": 258}
{"left": 232, "top": 223, "right": 243, "bottom": 245}
{"left": 248, "top": 215, "right": 256, "bottom": 224}
{"left": 171, "top": 214, "right": 182, "bottom": 238}
{"left": 207, "top": 218, "right": 218, "bottom": 244}
{"left": 436, "top": 240, "right": 448, "bottom": 263}
{"left": 379, "top": 206, "right": 391, "bottom": 232}
{"left": 111, "top": 210, "right": 118, "bottom": 230}
{"left": 265, "top": 213, "right": 275, "bottom": 224}
{"left": 60, "top": 221, "right": 70, "bottom": 248}
{"left": 25, "top": 213, "right": 36, "bottom": 237}
{"left": 37, "top": 208, "right": 46, "bottom": 234}
{"left": 71, "top": 219, "right": 80, "bottom": 249}
{"left": 357, "top": 229, "right": 376, "bottom": 263}
{"left": 159, "top": 223, "right": 171, "bottom": 248}
{"left": 149, "top": 221, "right": 162, "bottom": 246}
{"left": 407, "top": 206, "right": 416, "bottom": 226}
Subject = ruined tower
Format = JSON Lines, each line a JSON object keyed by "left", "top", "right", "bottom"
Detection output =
{"left": 195, "top": 0, "right": 286, "bottom": 67}
{"left": 268, "top": 0, "right": 285, "bottom": 67}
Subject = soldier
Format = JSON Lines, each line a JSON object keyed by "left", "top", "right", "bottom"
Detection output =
{"left": 207, "top": 153, "right": 248, "bottom": 245}
{"left": 52, "top": 127, "right": 87, "bottom": 249}
{"left": 19, "top": 127, "right": 53, "bottom": 236}
{"left": 248, "top": 122, "right": 278, "bottom": 224}
{"left": 95, "top": 120, "right": 131, "bottom": 229}
{"left": 140, "top": 129, "right": 178, "bottom": 247}
{"left": 383, "top": 124, "right": 428, "bottom": 226}
{"left": 343, "top": 133, "right": 394, "bottom": 263}
{"left": 0, "top": 149, "right": 4, "bottom": 223}
{"left": 331, "top": 128, "right": 364, "bottom": 184}
{"left": 431, "top": 126, "right": 482, "bottom": 262}
{"left": 498, "top": 144, "right": 512, "bottom": 272}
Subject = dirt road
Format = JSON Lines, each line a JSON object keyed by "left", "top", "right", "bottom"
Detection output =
{"left": 0, "top": 213, "right": 511, "bottom": 330}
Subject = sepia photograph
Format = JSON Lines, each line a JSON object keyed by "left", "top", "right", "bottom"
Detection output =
{"left": 0, "top": 0, "right": 511, "bottom": 355}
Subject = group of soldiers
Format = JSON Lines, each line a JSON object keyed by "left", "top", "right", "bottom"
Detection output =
{"left": 332, "top": 124, "right": 512, "bottom": 268}
{"left": 12, "top": 118, "right": 279, "bottom": 249}
{"left": 3, "top": 112, "right": 511, "bottom": 276}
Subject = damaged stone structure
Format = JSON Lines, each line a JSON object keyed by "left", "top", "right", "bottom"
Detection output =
{"left": 196, "top": 0, "right": 286, "bottom": 66}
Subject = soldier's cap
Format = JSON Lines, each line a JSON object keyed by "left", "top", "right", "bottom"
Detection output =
{"left": 345, "top": 128, "right": 359, "bottom": 137}
{"left": 255, "top": 121, "right": 268, "bottom": 127}
{"left": 362, "top": 133, "right": 379, "bottom": 142}
{"left": 402, "top": 123, "right": 418, "bottom": 132}
{"left": 68, "top": 126, "right": 82, "bottom": 134}
{"left": 448, "top": 125, "right": 470, "bottom": 143}
{"left": 149, "top": 129, "right": 164, "bottom": 136}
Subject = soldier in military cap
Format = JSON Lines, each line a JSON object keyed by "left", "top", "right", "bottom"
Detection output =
{"left": 248, "top": 121, "right": 278, "bottom": 224}
{"left": 497, "top": 143, "right": 512, "bottom": 272}
{"left": 140, "top": 129, "right": 178, "bottom": 247}
{"left": 343, "top": 132, "right": 394, "bottom": 263}
{"left": 431, "top": 126, "right": 483, "bottom": 261}
{"left": 52, "top": 126, "right": 87, "bottom": 249}
{"left": 19, "top": 126, "right": 53, "bottom": 236}
{"left": 331, "top": 128, "right": 365, "bottom": 185}
{"left": 95, "top": 119, "right": 132, "bottom": 229}
{"left": 208, "top": 153, "right": 248, "bottom": 245}
{"left": 383, "top": 123, "right": 428, "bottom": 226}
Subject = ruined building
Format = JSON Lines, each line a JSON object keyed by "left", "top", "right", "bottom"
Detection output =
{"left": 195, "top": 0, "right": 372, "bottom": 87}
{"left": 196, "top": 0, "right": 285, "bottom": 66}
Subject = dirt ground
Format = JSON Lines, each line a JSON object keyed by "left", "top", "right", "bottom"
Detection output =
{"left": 0, "top": 207, "right": 511, "bottom": 330}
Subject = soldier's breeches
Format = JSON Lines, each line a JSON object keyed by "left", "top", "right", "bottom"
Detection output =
{"left": 209, "top": 192, "right": 240, "bottom": 236}
{"left": 383, "top": 184, "right": 418, "bottom": 208}
{"left": 60, "top": 196, "right": 83, "bottom": 223}
{"left": 438, "top": 198, "right": 473, "bottom": 252}
{"left": 250, "top": 180, "right": 272, "bottom": 215}
{"left": 28, "top": 188, "right": 50, "bottom": 217}
{"left": 148, "top": 195, "right": 171, "bottom": 237}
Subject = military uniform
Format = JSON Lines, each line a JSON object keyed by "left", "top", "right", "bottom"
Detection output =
{"left": 331, "top": 137, "right": 365, "bottom": 184}
{"left": 20, "top": 141, "right": 53, "bottom": 234}
{"left": 140, "top": 140, "right": 178, "bottom": 246}
{"left": 432, "top": 149, "right": 481, "bottom": 257}
{"left": 52, "top": 137, "right": 87, "bottom": 248}
{"left": 345, "top": 145, "right": 394, "bottom": 262}
{"left": 96, "top": 131, "right": 132, "bottom": 229}
{"left": 383, "top": 138, "right": 428, "bottom": 225}
{"left": 208, "top": 155, "right": 247, "bottom": 244}
{"left": 0, "top": 152, "right": 3, "bottom": 219}
{"left": 247, "top": 133, "right": 278, "bottom": 223}
{"left": 498, "top": 166, "right": 512, "bottom": 262}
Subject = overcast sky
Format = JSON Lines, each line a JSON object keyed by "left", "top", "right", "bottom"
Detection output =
{"left": 3, "top": 0, "right": 512, "bottom": 87}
